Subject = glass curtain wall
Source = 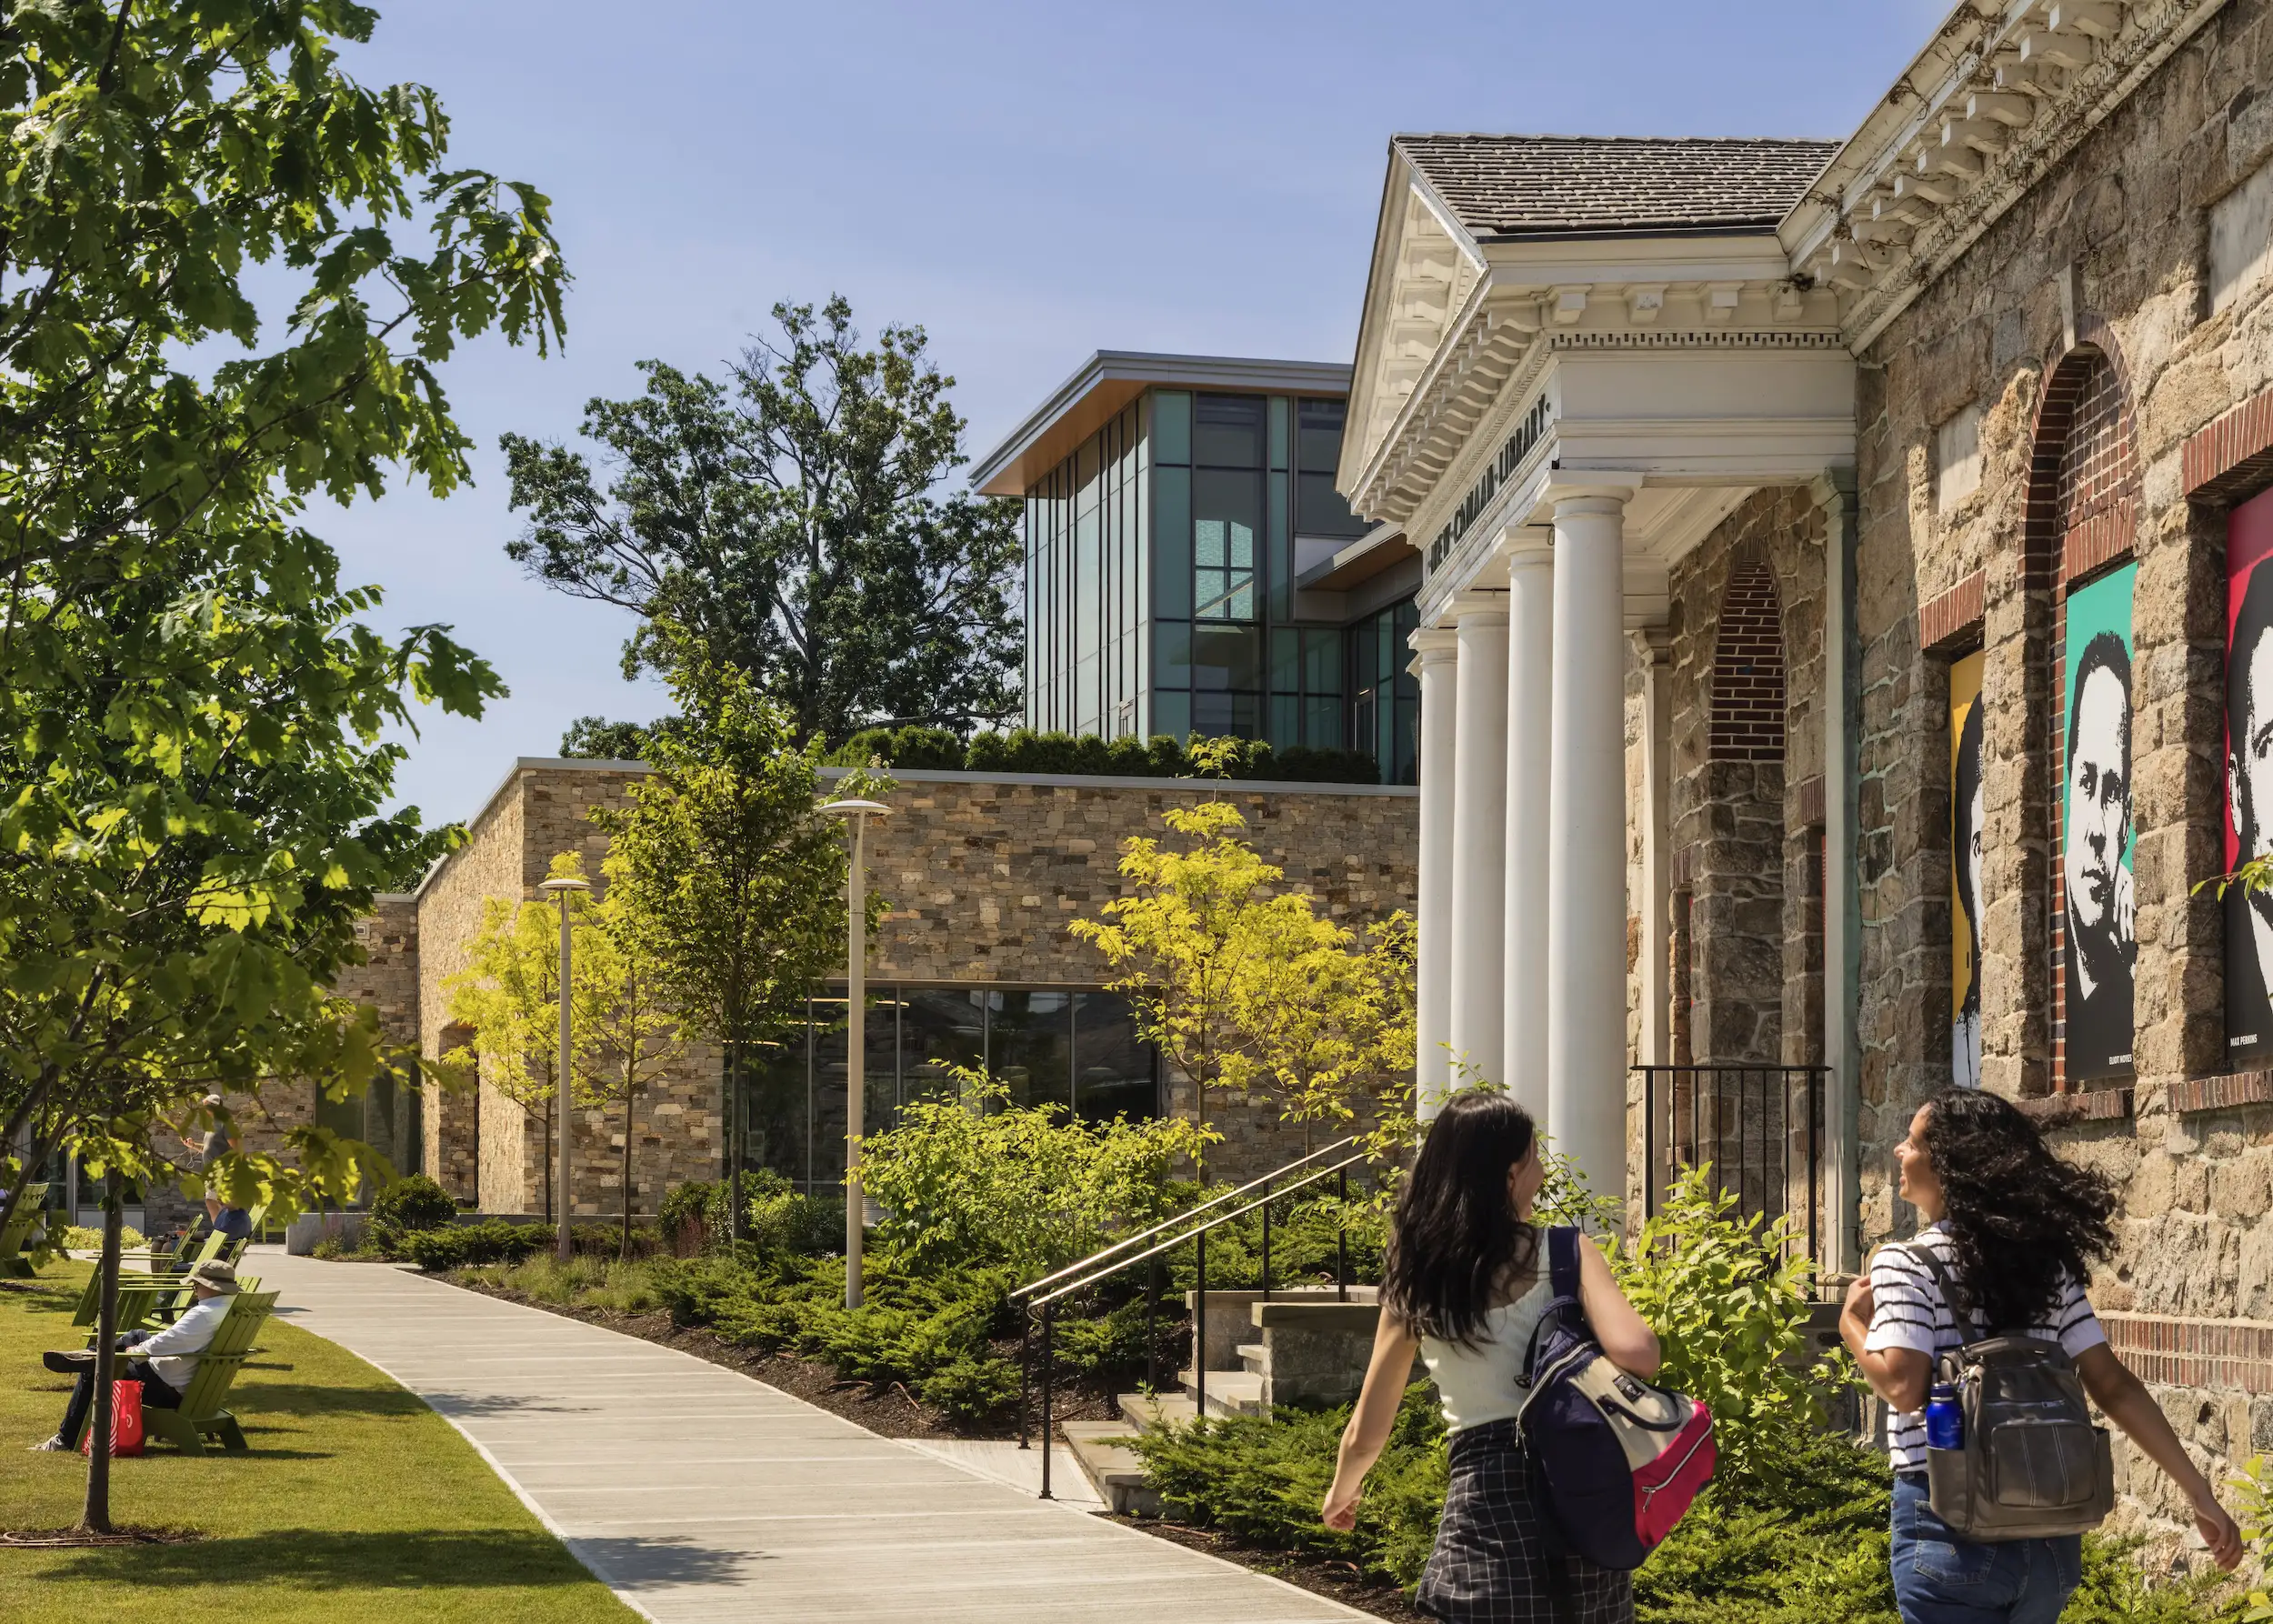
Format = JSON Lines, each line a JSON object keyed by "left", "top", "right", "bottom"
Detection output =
{"left": 1023, "top": 386, "right": 1411, "bottom": 779}
{"left": 1025, "top": 401, "right": 1148, "bottom": 738}
{"left": 1347, "top": 597, "right": 1422, "bottom": 786}
{"left": 736, "top": 986, "right": 1162, "bottom": 1194}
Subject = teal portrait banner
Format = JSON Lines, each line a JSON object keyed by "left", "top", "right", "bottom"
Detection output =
{"left": 2062, "top": 561, "right": 2136, "bottom": 1081}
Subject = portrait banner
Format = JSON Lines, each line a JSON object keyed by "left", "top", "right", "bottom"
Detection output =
{"left": 1950, "top": 650, "right": 1985, "bottom": 1088}
{"left": 2062, "top": 562, "right": 2136, "bottom": 1083}
{"left": 2225, "top": 486, "right": 2273, "bottom": 1064}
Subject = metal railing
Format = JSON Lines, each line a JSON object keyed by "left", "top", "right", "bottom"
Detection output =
{"left": 1009, "top": 1136, "right": 1370, "bottom": 1499}
{"left": 1636, "top": 1064, "right": 1828, "bottom": 1278}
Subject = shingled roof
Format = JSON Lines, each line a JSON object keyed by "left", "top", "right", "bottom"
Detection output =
{"left": 1395, "top": 135, "right": 1840, "bottom": 239}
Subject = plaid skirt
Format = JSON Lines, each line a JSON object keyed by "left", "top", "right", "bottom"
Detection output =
{"left": 1415, "top": 1419, "right": 1634, "bottom": 1624}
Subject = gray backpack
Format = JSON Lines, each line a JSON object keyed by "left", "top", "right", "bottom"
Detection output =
{"left": 1904, "top": 1243, "right": 2114, "bottom": 1540}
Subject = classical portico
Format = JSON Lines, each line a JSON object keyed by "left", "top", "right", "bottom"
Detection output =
{"left": 1343, "top": 135, "right": 1857, "bottom": 1228}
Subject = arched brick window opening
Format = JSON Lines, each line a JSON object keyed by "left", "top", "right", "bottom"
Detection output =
{"left": 1709, "top": 560, "right": 1787, "bottom": 763}
{"left": 2025, "top": 336, "right": 2141, "bottom": 1092}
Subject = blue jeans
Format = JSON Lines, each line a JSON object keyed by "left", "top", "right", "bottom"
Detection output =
{"left": 1890, "top": 1473, "right": 2082, "bottom": 1624}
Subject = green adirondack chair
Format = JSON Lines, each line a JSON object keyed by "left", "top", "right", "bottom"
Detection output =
{"left": 65, "top": 1289, "right": 278, "bottom": 1455}
{"left": 0, "top": 1184, "right": 49, "bottom": 1278}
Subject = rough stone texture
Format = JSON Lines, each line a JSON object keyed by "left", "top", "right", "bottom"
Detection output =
{"left": 1666, "top": 488, "right": 1829, "bottom": 1070}
{"left": 295, "top": 764, "right": 1417, "bottom": 1212}
{"left": 1842, "top": 5, "right": 2273, "bottom": 1541}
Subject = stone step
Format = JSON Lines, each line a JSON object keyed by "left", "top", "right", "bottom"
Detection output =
{"left": 1179, "top": 1367, "right": 1267, "bottom": 1417}
{"left": 1237, "top": 1341, "right": 1267, "bottom": 1374}
{"left": 1060, "top": 1420, "right": 1161, "bottom": 1516}
{"left": 1119, "top": 1389, "right": 1198, "bottom": 1429}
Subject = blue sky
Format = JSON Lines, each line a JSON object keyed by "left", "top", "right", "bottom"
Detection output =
{"left": 320, "top": 0, "right": 1948, "bottom": 827}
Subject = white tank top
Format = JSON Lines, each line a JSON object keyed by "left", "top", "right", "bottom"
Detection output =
{"left": 1417, "top": 1275, "right": 1553, "bottom": 1433}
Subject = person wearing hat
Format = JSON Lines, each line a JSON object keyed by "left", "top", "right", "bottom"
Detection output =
{"left": 33, "top": 1258, "right": 240, "bottom": 1451}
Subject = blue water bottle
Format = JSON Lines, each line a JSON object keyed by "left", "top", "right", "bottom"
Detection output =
{"left": 1925, "top": 1382, "right": 1964, "bottom": 1451}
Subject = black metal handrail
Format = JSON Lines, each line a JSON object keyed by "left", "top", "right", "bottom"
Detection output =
{"left": 1013, "top": 1139, "right": 1372, "bottom": 1500}
{"left": 1635, "top": 1063, "right": 1827, "bottom": 1278}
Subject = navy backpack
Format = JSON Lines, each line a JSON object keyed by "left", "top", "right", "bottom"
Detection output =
{"left": 1517, "top": 1226, "right": 1716, "bottom": 1571}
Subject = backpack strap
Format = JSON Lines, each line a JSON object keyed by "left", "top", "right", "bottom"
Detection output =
{"left": 1547, "top": 1224, "right": 1582, "bottom": 1307}
{"left": 1902, "top": 1238, "right": 1984, "bottom": 1341}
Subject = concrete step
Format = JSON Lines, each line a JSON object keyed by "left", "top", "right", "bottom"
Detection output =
{"left": 1236, "top": 1341, "right": 1267, "bottom": 1375}
{"left": 1060, "top": 1420, "right": 1162, "bottom": 1516}
{"left": 1179, "top": 1368, "right": 1267, "bottom": 1417}
{"left": 1118, "top": 1389, "right": 1198, "bottom": 1429}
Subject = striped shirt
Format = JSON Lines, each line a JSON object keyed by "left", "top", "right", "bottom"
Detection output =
{"left": 1864, "top": 1221, "right": 2104, "bottom": 1472}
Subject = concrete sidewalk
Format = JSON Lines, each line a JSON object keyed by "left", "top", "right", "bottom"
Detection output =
{"left": 255, "top": 1248, "right": 1365, "bottom": 1623}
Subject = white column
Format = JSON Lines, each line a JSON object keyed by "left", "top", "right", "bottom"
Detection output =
{"left": 1448, "top": 602, "right": 1511, "bottom": 1093}
{"left": 1503, "top": 541, "right": 1555, "bottom": 1124}
{"left": 1547, "top": 483, "right": 1639, "bottom": 1207}
{"left": 1413, "top": 628, "right": 1460, "bottom": 1119}
{"left": 1815, "top": 471, "right": 1862, "bottom": 1272}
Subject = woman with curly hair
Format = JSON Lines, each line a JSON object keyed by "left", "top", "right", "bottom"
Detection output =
{"left": 1840, "top": 1088, "right": 2241, "bottom": 1623}
{"left": 1320, "top": 1092, "right": 1660, "bottom": 1622}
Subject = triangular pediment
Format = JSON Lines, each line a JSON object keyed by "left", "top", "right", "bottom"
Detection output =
{"left": 1343, "top": 162, "right": 1484, "bottom": 495}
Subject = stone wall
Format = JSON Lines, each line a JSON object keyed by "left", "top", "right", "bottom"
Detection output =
{"left": 1848, "top": 2, "right": 2273, "bottom": 1545}
{"left": 1666, "top": 488, "right": 1829, "bottom": 1070}
{"left": 392, "top": 762, "right": 1419, "bottom": 1208}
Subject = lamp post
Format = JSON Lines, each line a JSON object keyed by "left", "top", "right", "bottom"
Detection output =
{"left": 538, "top": 875, "right": 590, "bottom": 1264}
{"left": 820, "top": 797, "right": 888, "bottom": 1308}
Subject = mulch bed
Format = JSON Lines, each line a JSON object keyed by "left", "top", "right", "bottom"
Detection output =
{"left": 446, "top": 1277, "right": 1126, "bottom": 1439}
{"left": 1106, "top": 1516, "right": 1427, "bottom": 1622}
{"left": 0, "top": 1527, "right": 205, "bottom": 1548}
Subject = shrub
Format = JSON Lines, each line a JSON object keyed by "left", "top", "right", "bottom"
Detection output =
{"left": 1608, "top": 1165, "right": 1854, "bottom": 1499}
{"left": 64, "top": 1225, "right": 144, "bottom": 1252}
{"left": 859, "top": 1071, "right": 1211, "bottom": 1278}
{"left": 403, "top": 1219, "right": 548, "bottom": 1272}
{"left": 466, "top": 1255, "right": 667, "bottom": 1313}
{"left": 658, "top": 1173, "right": 839, "bottom": 1258}
{"left": 941, "top": 729, "right": 1383, "bottom": 784}
{"left": 371, "top": 1173, "right": 457, "bottom": 1232}
{"left": 1133, "top": 1379, "right": 1447, "bottom": 1584}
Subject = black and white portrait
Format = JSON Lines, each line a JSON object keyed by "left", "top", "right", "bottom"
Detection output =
{"left": 2063, "top": 622, "right": 2135, "bottom": 1080}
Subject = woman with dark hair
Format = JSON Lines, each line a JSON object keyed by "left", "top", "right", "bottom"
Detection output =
{"left": 1840, "top": 1088, "right": 2241, "bottom": 1622}
{"left": 1321, "top": 1092, "right": 1659, "bottom": 1622}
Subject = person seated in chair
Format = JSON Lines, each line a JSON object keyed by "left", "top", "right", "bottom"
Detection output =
{"left": 33, "top": 1258, "right": 240, "bottom": 1451}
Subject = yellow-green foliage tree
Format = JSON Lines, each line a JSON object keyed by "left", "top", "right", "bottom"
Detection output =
{"left": 1073, "top": 799, "right": 1416, "bottom": 1180}
{"left": 442, "top": 852, "right": 603, "bottom": 1224}
{"left": 583, "top": 845, "right": 687, "bottom": 1258}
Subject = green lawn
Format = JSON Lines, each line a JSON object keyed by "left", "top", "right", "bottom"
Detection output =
{"left": 0, "top": 1260, "right": 636, "bottom": 1623}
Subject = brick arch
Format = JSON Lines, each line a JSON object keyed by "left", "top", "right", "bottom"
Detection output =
{"left": 1708, "top": 557, "right": 1787, "bottom": 764}
{"left": 2022, "top": 316, "right": 2142, "bottom": 590}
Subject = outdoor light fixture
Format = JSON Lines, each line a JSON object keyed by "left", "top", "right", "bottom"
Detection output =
{"left": 819, "top": 797, "right": 889, "bottom": 1308}
{"left": 538, "top": 875, "right": 591, "bottom": 1264}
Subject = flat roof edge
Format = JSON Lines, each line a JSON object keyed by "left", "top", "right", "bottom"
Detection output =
{"left": 968, "top": 350, "right": 1354, "bottom": 495}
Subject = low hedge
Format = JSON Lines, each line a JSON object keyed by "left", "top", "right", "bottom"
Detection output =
{"left": 826, "top": 725, "right": 1382, "bottom": 787}
{"left": 400, "top": 1220, "right": 550, "bottom": 1271}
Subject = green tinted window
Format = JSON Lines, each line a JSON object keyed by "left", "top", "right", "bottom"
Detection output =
{"left": 1153, "top": 391, "right": 1191, "bottom": 466}
{"left": 1153, "top": 467, "right": 1191, "bottom": 618}
{"left": 1194, "top": 394, "right": 1263, "bottom": 467}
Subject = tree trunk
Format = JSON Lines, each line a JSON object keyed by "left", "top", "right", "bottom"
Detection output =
{"left": 724, "top": 1041, "right": 741, "bottom": 1246}
{"left": 619, "top": 1078, "right": 634, "bottom": 1264}
{"left": 79, "top": 1165, "right": 124, "bottom": 1534}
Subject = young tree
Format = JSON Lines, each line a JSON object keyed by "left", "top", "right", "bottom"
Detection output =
{"left": 1074, "top": 801, "right": 1418, "bottom": 1182}
{"left": 498, "top": 296, "right": 1023, "bottom": 746}
{"left": 1236, "top": 906, "right": 1417, "bottom": 1154}
{"left": 0, "top": 0, "right": 565, "bottom": 1532}
{"left": 596, "top": 642, "right": 876, "bottom": 1242}
{"left": 581, "top": 847, "right": 688, "bottom": 1258}
{"left": 1071, "top": 801, "right": 1279, "bottom": 1183}
{"left": 441, "top": 854, "right": 600, "bottom": 1225}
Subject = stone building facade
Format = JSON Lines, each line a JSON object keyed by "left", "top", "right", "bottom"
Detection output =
{"left": 1342, "top": 0, "right": 2273, "bottom": 1547}
{"left": 282, "top": 760, "right": 1415, "bottom": 1219}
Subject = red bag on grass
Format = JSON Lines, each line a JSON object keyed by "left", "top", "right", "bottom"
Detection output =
{"left": 81, "top": 1380, "right": 144, "bottom": 1459}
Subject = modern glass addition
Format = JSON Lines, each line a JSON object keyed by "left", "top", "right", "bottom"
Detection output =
{"left": 1022, "top": 385, "right": 1407, "bottom": 778}
{"left": 1347, "top": 597, "right": 1421, "bottom": 787}
{"left": 735, "top": 985, "right": 1161, "bottom": 1194}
